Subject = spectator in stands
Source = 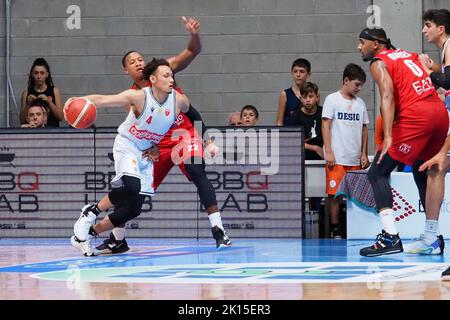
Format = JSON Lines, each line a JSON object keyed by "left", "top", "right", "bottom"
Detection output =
{"left": 276, "top": 58, "right": 311, "bottom": 126}
{"left": 228, "top": 111, "right": 242, "bottom": 126}
{"left": 20, "top": 58, "right": 63, "bottom": 127}
{"left": 298, "top": 82, "right": 324, "bottom": 160}
{"left": 21, "top": 98, "right": 49, "bottom": 128}
{"left": 322, "top": 63, "right": 370, "bottom": 239}
{"left": 240, "top": 105, "right": 259, "bottom": 126}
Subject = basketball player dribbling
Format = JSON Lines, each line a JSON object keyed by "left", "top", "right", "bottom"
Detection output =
{"left": 69, "top": 59, "right": 193, "bottom": 256}
{"left": 78, "top": 17, "right": 231, "bottom": 254}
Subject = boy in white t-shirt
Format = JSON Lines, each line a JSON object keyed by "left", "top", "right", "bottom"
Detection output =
{"left": 322, "top": 63, "right": 370, "bottom": 239}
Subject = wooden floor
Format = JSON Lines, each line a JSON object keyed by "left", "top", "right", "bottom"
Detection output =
{"left": 1, "top": 238, "right": 450, "bottom": 300}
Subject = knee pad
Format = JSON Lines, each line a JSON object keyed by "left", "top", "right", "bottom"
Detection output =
{"left": 128, "top": 194, "right": 146, "bottom": 220}
{"left": 121, "top": 175, "right": 141, "bottom": 194}
{"left": 108, "top": 194, "right": 146, "bottom": 226}
{"left": 108, "top": 202, "right": 131, "bottom": 227}
{"left": 109, "top": 187, "right": 125, "bottom": 206}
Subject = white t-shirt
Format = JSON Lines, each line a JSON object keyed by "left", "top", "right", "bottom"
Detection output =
{"left": 322, "top": 91, "right": 369, "bottom": 166}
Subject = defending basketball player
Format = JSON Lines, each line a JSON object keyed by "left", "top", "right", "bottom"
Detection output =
{"left": 68, "top": 59, "right": 191, "bottom": 256}
{"left": 357, "top": 28, "right": 448, "bottom": 257}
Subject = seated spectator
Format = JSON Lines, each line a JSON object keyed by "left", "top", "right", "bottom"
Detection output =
{"left": 20, "top": 58, "right": 63, "bottom": 127}
{"left": 21, "top": 98, "right": 49, "bottom": 128}
{"left": 276, "top": 58, "right": 311, "bottom": 126}
{"left": 298, "top": 82, "right": 324, "bottom": 160}
{"left": 240, "top": 105, "right": 259, "bottom": 126}
{"left": 228, "top": 111, "right": 242, "bottom": 126}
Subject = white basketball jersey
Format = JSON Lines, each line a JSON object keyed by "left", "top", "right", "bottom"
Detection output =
{"left": 117, "top": 87, "right": 176, "bottom": 151}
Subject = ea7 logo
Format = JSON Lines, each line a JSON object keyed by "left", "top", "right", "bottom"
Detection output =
{"left": 398, "top": 143, "right": 411, "bottom": 154}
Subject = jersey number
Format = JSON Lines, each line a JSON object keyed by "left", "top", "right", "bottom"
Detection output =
{"left": 146, "top": 116, "right": 153, "bottom": 124}
{"left": 187, "top": 142, "right": 199, "bottom": 152}
{"left": 404, "top": 60, "right": 424, "bottom": 77}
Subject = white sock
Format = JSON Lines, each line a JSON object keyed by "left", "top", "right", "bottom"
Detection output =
{"left": 379, "top": 209, "right": 397, "bottom": 235}
{"left": 208, "top": 212, "right": 224, "bottom": 230}
{"left": 423, "top": 219, "right": 439, "bottom": 244}
{"left": 112, "top": 227, "right": 126, "bottom": 241}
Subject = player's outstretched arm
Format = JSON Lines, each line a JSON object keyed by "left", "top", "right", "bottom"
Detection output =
{"left": 83, "top": 90, "right": 145, "bottom": 111}
{"left": 166, "top": 16, "right": 201, "bottom": 74}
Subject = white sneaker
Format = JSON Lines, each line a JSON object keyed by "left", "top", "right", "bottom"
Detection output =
{"left": 74, "top": 204, "right": 97, "bottom": 241}
{"left": 404, "top": 234, "right": 445, "bottom": 255}
{"left": 71, "top": 235, "right": 98, "bottom": 256}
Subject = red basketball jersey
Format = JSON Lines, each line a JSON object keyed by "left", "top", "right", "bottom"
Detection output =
{"left": 374, "top": 49, "right": 439, "bottom": 112}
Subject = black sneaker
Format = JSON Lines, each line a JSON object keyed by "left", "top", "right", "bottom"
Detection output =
{"left": 360, "top": 230, "right": 403, "bottom": 257}
{"left": 95, "top": 233, "right": 129, "bottom": 254}
{"left": 442, "top": 266, "right": 450, "bottom": 281}
{"left": 330, "top": 225, "right": 343, "bottom": 239}
{"left": 211, "top": 226, "right": 231, "bottom": 249}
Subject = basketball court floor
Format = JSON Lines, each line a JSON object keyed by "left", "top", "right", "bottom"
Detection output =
{"left": 1, "top": 238, "right": 450, "bottom": 300}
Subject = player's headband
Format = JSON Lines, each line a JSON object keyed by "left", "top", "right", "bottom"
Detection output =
{"left": 359, "top": 30, "right": 389, "bottom": 45}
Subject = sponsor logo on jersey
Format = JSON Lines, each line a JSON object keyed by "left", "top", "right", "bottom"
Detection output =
{"left": 174, "top": 114, "right": 185, "bottom": 127}
{"left": 129, "top": 124, "right": 164, "bottom": 143}
{"left": 398, "top": 143, "right": 411, "bottom": 154}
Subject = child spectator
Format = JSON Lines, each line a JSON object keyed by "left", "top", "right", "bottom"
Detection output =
{"left": 276, "top": 58, "right": 311, "bottom": 126}
{"left": 240, "top": 105, "right": 259, "bottom": 126}
{"left": 322, "top": 63, "right": 370, "bottom": 239}
{"left": 298, "top": 82, "right": 324, "bottom": 160}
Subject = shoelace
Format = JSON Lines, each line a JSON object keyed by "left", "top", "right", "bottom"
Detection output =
{"left": 373, "top": 232, "right": 385, "bottom": 245}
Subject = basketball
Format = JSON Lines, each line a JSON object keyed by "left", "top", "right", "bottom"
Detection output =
{"left": 64, "top": 97, "right": 97, "bottom": 129}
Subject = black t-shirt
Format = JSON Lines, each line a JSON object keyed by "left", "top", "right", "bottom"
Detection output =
{"left": 297, "top": 106, "right": 323, "bottom": 160}
{"left": 283, "top": 87, "right": 302, "bottom": 126}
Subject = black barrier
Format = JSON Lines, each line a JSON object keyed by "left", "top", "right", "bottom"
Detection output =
{"left": 0, "top": 127, "right": 304, "bottom": 238}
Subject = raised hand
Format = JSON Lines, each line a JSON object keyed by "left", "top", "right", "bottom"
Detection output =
{"left": 182, "top": 16, "right": 200, "bottom": 35}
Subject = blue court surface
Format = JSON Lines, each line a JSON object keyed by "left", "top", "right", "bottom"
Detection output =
{"left": 1, "top": 238, "right": 449, "bottom": 286}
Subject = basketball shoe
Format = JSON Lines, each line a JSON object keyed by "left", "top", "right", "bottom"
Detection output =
{"left": 330, "top": 225, "right": 343, "bottom": 239}
{"left": 211, "top": 226, "right": 231, "bottom": 249}
{"left": 403, "top": 234, "right": 444, "bottom": 255}
{"left": 360, "top": 230, "right": 403, "bottom": 257}
{"left": 71, "top": 235, "right": 97, "bottom": 257}
{"left": 74, "top": 204, "right": 97, "bottom": 241}
{"left": 95, "top": 233, "right": 130, "bottom": 254}
{"left": 442, "top": 266, "right": 450, "bottom": 281}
